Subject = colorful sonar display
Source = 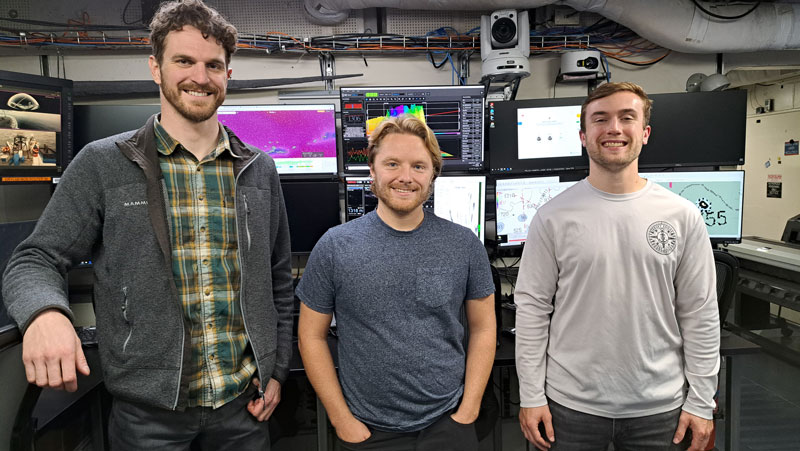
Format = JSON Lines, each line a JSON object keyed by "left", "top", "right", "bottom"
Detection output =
{"left": 495, "top": 176, "right": 576, "bottom": 247}
{"left": 366, "top": 104, "right": 426, "bottom": 135}
{"left": 217, "top": 104, "right": 337, "bottom": 176}
{"left": 640, "top": 170, "right": 745, "bottom": 244}
{"left": 341, "top": 86, "right": 484, "bottom": 172}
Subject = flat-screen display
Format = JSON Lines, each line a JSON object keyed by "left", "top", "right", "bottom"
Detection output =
{"left": 433, "top": 175, "right": 486, "bottom": 243}
{"left": 640, "top": 90, "right": 746, "bottom": 168}
{"left": 494, "top": 176, "right": 576, "bottom": 247}
{"left": 218, "top": 104, "right": 337, "bottom": 176}
{"left": 489, "top": 90, "right": 747, "bottom": 174}
{"left": 0, "top": 70, "right": 73, "bottom": 182}
{"left": 340, "top": 86, "right": 485, "bottom": 173}
{"left": 640, "top": 170, "right": 744, "bottom": 244}
{"left": 280, "top": 181, "right": 341, "bottom": 254}
{"left": 73, "top": 104, "right": 159, "bottom": 152}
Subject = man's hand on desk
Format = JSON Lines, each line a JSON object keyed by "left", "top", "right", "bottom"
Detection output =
{"left": 22, "top": 309, "right": 90, "bottom": 392}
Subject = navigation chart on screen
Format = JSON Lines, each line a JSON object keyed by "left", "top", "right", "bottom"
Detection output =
{"left": 642, "top": 171, "right": 744, "bottom": 240}
{"left": 495, "top": 177, "right": 574, "bottom": 246}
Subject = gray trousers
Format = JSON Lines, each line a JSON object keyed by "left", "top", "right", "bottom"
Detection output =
{"left": 108, "top": 384, "right": 269, "bottom": 451}
{"left": 338, "top": 411, "right": 478, "bottom": 451}
{"left": 547, "top": 399, "right": 689, "bottom": 451}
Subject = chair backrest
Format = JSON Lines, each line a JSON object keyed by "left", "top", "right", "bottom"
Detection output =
{"left": 713, "top": 250, "right": 739, "bottom": 327}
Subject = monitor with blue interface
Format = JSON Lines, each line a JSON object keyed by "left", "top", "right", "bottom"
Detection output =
{"left": 640, "top": 170, "right": 745, "bottom": 244}
{"left": 217, "top": 104, "right": 337, "bottom": 176}
{"left": 495, "top": 176, "right": 576, "bottom": 247}
{"left": 340, "top": 86, "right": 485, "bottom": 173}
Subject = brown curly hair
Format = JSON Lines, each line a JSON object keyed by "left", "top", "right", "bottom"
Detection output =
{"left": 149, "top": 0, "right": 237, "bottom": 65}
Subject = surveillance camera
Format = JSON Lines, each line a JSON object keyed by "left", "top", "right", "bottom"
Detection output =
{"left": 490, "top": 10, "right": 518, "bottom": 49}
{"left": 560, "top": 50, "right": 602, "bottom": 75}
{"left": 480, "top": 9, "right": 531, "bottom": 82}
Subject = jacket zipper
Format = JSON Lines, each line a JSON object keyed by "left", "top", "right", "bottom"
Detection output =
{"left": 233, "top": 153, "right": 263, "bottom": 399}
{"left": 162, "top": 177, "right": 185, "bottom": 411}
{"left": 121, "top": 286, "right": 133, "bottom": 354}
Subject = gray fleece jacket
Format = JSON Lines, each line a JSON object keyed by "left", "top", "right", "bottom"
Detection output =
{"left": 2, "top": 114, "right": 294, "bottom": 411}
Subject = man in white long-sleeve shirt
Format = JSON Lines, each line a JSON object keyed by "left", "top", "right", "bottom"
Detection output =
{"left": 515, "top": 82, "right": 720, "bottom": 451}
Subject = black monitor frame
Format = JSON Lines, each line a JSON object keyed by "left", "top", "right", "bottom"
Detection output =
{"left": 280, "top": 180, "right": 341, "bottom": 254}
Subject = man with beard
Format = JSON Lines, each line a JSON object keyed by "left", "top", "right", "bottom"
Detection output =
{"left": 2, "top": 0, "right": 293, "bottom": 448}
{"left": 296, "top": 115, "right": 496, "bottom": 451}
{"left": 515, "top": 82, "right": 720, "bottom": 451}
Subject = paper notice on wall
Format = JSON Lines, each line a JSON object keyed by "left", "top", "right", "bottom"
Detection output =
{"left": 768, "top": 174, "right": 782, "bottom": 182}
{"left": 767, "top": 182, "right": 782, "bottom": 198}
{"left": 786, "top": 140, "right": 799, "bottom": 156}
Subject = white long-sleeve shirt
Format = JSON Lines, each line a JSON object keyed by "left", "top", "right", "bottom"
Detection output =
{"left": 515, "top": 179, "right": 720, "bottom": 419}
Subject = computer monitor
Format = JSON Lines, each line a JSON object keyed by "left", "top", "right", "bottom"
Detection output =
{"left": 433, "top": 175, "right": 486, "bottom": 243}
{"left": 639, "top": 90, "right": 746, "bottom": 168}
{"left": 344, "top": 176, "right": 379, "bottom": 222}
{"left": 340, "top": 86, "right": 485, "bottom": 173}
{"left": 489, "top": 96, "right": 587, "bottom": 174}
{"left": 217, "top": 104, "right": 337, "bottom": 176}
{"left": 495, "top": 176, "right": 576, "bottom": 247}
{"left": 73, "top": 104, "right": 159, "bottom": 153}
{"left": 489, "top": 90, "right": 747, "bottom": 174}
{"left": 280, "top": 181, "right": 341, "bottom": 254}
{"left": 640, "top": 170, "right": 745, "bottom": 244}
{"left": 0, "top": 70, "right": 73, "bottom": 183}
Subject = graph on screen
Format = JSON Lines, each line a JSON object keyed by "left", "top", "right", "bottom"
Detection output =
{"left": 495, "top": 177, "right": 574, "bottom": 247}
{"left": 433, "top": 176, "right": 486, "bottom": 243}
{"left": 341, "top": 86, "right": 484, "bottom": 172}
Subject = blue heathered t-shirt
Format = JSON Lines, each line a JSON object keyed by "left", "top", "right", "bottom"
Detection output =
{"left": 296, "top": 210, "right": 495, "bottom": 432}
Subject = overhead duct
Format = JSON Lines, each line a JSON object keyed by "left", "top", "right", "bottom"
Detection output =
{"left": 302, "top": 0, "right": 800, "bottom": 53}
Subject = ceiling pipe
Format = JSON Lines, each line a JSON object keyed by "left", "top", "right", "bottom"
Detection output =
{"left": 302, "top": 0, "right": 800, "bottom": 53}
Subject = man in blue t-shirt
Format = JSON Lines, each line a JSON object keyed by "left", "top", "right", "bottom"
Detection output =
{"left": 296, "top": 115, "right": 496, "bottom": 451}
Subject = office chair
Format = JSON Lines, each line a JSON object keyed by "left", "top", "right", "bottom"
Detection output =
{"left": 704, "top": 250, "right": 740, "bottom": 451}
{"left": 713, "top": 250, "right": 739, "bottom": 328}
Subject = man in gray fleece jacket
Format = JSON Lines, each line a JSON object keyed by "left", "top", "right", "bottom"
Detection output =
{"left": 1, "top": 0, "right": 293, "bottom": 448}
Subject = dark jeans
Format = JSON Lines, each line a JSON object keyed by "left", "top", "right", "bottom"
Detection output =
{"left": 338, "top": 411, "right": 478, "bottom": 451}
{"left": 547, "top": 400, "right": 689, "bottom": 451}
{"left": 109, "top": 385, "right": 269, "bottom": 451}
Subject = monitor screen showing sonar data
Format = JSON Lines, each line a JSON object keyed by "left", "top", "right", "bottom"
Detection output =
{"left": 340, "top": 86, "right": 485, "bottom": 173}
{"left": 640, "top": 170, "right": 745, "bottom": 244}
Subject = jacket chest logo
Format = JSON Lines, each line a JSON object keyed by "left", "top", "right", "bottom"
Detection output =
{"left": 123, "top": 200, "right": 148, "bottom": 207}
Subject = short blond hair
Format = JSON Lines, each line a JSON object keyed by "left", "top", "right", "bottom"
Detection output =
{"left": 367, "top": 115, "right": 443, "bottom": 179}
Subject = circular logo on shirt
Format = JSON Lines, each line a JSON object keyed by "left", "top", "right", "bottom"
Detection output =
{"left": 647, "top": 221, "right": 677, "bottom": 255}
